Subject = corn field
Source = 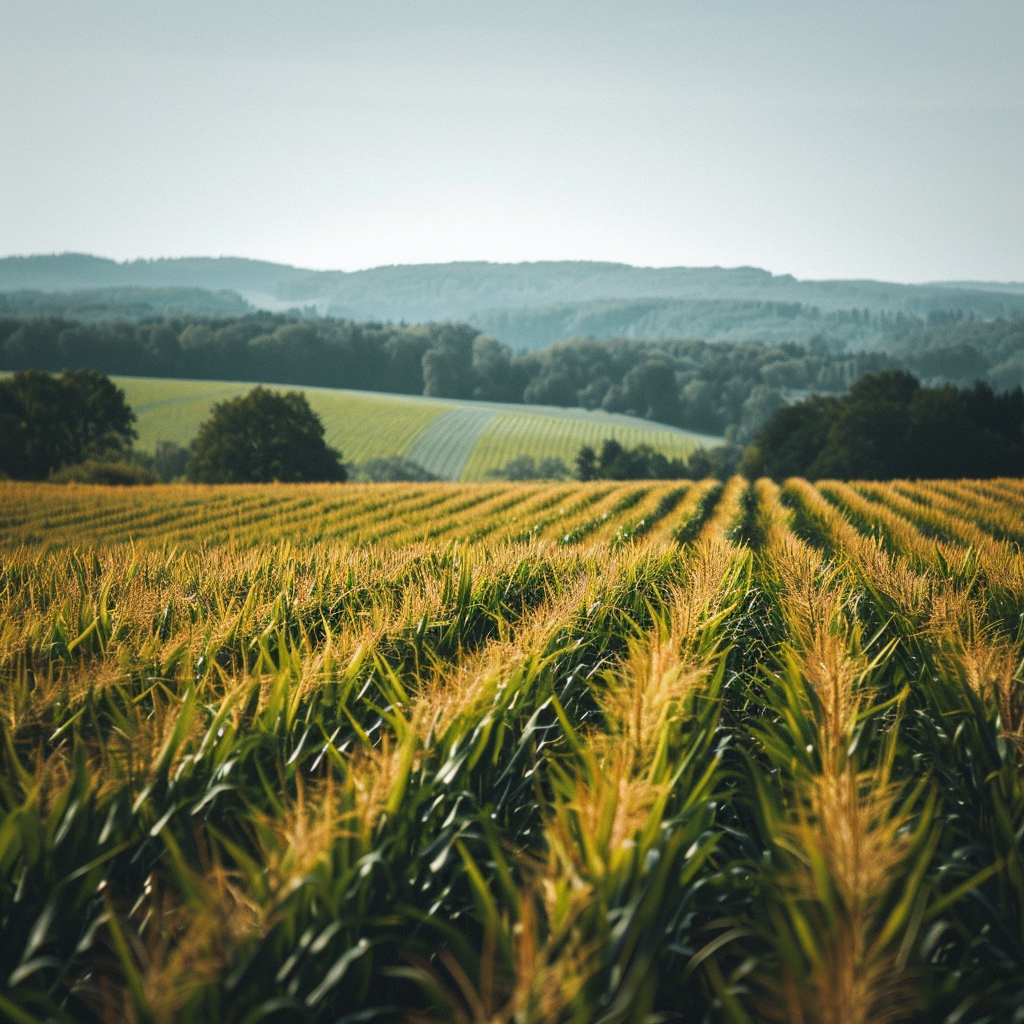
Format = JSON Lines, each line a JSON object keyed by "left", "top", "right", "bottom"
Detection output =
{"left": 1, "top": 477, "right": 1024, "bottom": 1023}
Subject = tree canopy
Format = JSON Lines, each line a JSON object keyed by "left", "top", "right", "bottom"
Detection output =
{"left": 573, "top": 439, "right": 743, "bottom": 481}
{"left": 743, "top": 371, "right": 1024, "bottom": 480}
{"left": 3, "top": 310, "right": 1022, "bottom": 447}
{"left": 0, "top": 312, "right": 908, "bottom": 439}
{"left": 0, "top": 369, "right": 137, "bottom": 480}
{"left": 186, "top": 387, "right": 346, "bottom": 483}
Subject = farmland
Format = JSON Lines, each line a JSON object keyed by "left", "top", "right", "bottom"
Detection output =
{"left": 460, "top": 410, "right": 705, "bottom": 481}
{"left": 2, "top": 476, "right": 1024, "bottom": 1022}
{"left": 117, "top": 377, "right": 456, "bottom": 467}
{"left": 113, "top": 376, "right": 718, "bottom": 479}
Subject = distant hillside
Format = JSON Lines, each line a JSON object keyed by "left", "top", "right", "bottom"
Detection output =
{"left": 0, "top": 287, "right": 250, "bottom": 322}
{"left": 3, "top": 254, "right": 1023, "bottom": 350}
{"left": 0, "top": 254, "right": 310, "bottom": 299}
{"left": 302, "top": 263, "right": 1024, "bottom": 328}
{"left": 115, "top": 376, "right": 718, "bottom": 482}
{"left": 468, "top": 298, "right": 886, "bottom": 350}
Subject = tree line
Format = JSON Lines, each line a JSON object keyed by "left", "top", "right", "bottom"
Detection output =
{"left": 579, "top": 372, "right": 1023, "bottom": 482}
{"left": 5, "top": 366, "right": 1021, "bottom": 485}
{"left": 0, "top": 370, "right": 347, "bottom": 484}
{"left": 743, "top": 371, "right": 1023, "bottom": 480}
{"left": 0, "top": 312, "right": 905, "bottom": 438}
{"left": 889, "top": 310, "right": 1024, "bottom": 392}
{"left": 0, "top": 369, "right": 139, "bottom": 480}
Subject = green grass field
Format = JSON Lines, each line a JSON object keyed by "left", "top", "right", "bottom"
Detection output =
{"left": 460, "top": 409, "right": 706, "bottom": 480}
{"left": 115, "top": 375, "right": 722, "bottom": 479}
{"left": 118, "top": 377, "right": 456, "bottom": 466}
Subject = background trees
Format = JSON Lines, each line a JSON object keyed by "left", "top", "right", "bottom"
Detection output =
{"left": 574, "top": 438, "right": 744, "bottom": 480}
{"left": 0, "top": 369, "right": 137, "bottom": 479}
{"left": 4, "top": 311, "right": 1022, "bottom": 475}
{"left": 186, "top": 387, "right": 347, "bottom": 483}
{"left": 576, "top": 440, "right": 689, "bottom": 481}
{"left": 0, "top": 312, "right": 913, "bottom": 438}
{"left": 744, "top": 371, "right": 1024, "bottom": 480}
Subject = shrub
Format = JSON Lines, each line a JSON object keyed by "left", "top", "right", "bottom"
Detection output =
{"left": 486, "top": 455, "right": 569, "bottom": 481}
{"left": 151, "top": 440, "right": 192, "bottom": 482}
{"left": 50, "top": 459, "right": 157, "bottom": 485}
{"left": 575, "top": 439, "right": 740, "bottom": 481}
{"left": 348, "top": 457, "right": 438, "bottom": 482}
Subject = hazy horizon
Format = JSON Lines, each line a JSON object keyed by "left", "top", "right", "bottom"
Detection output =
{"left": 2, "top": 1, "right": 1022, "bottom": 283}
{"left": 4, "top": 251, "right": 1024, "bottom": 290}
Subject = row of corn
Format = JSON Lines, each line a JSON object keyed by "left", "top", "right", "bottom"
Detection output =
{"left": 0, "top": 477, "right": 1023, "bottom": 1021}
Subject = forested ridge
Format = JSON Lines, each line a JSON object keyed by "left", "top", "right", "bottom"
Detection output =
{"left": 0, "top": 313, "right": 892, "bottom": 439}
{"left": 889, "top": 310, "right": 1024, "bottom": 391}
{"left": 0, "top": 286, "right": 251, "bottom": 322}
{"left": 5, "top": 254, "right": 1024, "bottom": 330}
{"left": 467, "top": 296, "right": 1024, "bottom": 351}
{"left": 2, "top": 310, "right": 1021, "bottom": 440}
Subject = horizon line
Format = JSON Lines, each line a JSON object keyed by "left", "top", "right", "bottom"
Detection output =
{"left": 2, "top": 251, "right": 1023, "bottom": 290}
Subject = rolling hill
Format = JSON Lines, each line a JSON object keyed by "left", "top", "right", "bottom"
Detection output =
{"left": 116, "top": 376, "right": 721, "bottom": 481}
{"left": 0, "top": 286, "right": 251, "bottom": 322}
{"left": 5, "top": 254, "right": 1024, "bottom": 351}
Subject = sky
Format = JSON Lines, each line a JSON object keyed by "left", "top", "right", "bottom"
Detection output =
{"left": 1, "top": 0, "right": 1022, "bottom": 283}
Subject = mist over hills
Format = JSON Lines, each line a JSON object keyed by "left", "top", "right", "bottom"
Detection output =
{"left": 2, "top": 253, "right": 1023, "bottom": 351}
{"left": 0, "top": 286, "right": 250, "bottom": 323}
{"left": 0, "top": 254, "right": 311, "bottom": 298}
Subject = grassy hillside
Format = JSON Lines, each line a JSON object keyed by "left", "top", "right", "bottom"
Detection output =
{"left": 116, "top": 376, "right": 718, "bottom": 479}
{"left": 460, "top": 409, "right": 709, "bottom": 480}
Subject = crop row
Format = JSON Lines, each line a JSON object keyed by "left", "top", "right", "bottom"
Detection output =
{"left": 1, "top": 477, "right": 1024, "bottom": 1021}
{"left": 4, "top": 477, "right": 1024, "bottom": 556}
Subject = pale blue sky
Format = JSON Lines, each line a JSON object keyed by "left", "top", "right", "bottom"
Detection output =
{"left": 2, "top": 1, "right": 1021, "bottom": 281}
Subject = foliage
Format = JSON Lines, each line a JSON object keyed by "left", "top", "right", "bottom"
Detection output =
{"left": 0, "top": 368, "right": 137, "bottom": 479}
{"left": 0, "top": 313, "right": 899, "bottom": 437}
{"left": 577, "top": 439, "right": 687, "bottom": 481}
{"left": 149, "top": 440, "right": 192, "bottom": 482}
{"left": 889, "top": 310, "right": 1024, "bottom": 390}
{"left": 49, "top": 458, "right": 158, "bottom": 485}
{"left": 72, "top": 441, "right": 194, "bottom": 484}
{"left": 7, "top": 306, "right": 1018, "bottom": 441}
{"left": 678, "top": 442, "right": 745, "bottom": 481}
{"left": 576, "top": 438, "right": 742, "bottom": 481}
{"left": 745, "top": 371, "right": 1024, "bottom": 480}
{"left": 485, "top": 455, "right": 569, "bottom": 481}
{"left": 348, "top": 457, "right": 439, "bottom": 482}
{"left": 0, "top": 286, "right": 251, "bottom": 322}
{"left": 187, "top": 386, "right": 346, "bottom": 483}
{"left": 0, "top": 314, "right": 481, "bottom": 400}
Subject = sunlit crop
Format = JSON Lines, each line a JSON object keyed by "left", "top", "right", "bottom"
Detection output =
{"left": 1, "top": 476, "right": 1023, "bottom": 1023}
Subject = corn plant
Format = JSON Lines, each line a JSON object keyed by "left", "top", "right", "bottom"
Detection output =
{"left": 1, "top": 477, "right": 1023, "bottom": 1023}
